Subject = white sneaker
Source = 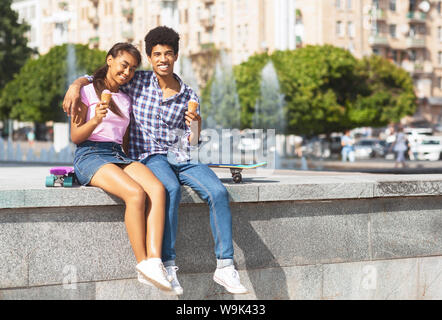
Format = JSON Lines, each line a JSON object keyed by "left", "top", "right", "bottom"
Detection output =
{"left": 166, "top": 266, "right": 184, "bottom": 295}
{"left": 213, "top": 265, "right": 248, "bottom": 294}
{"left": 137, "top": 271, "right": 153, "bottom": 287}
{"left": 136, "top": 258, "right": 172, "bottom": 292}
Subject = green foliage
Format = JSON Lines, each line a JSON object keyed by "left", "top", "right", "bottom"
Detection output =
{"left": 0, "top": 44, "right": 106, "bottom": 122}
{"left": 271, "top": 45, "right": 362, "bottom": 135}
{"left": 0, "top": 0, "right": 34, "bottom": 91}
{"left": 203, "top": 45, "right": 416, "bottom": 136}
{"left": 350, "top": 54, "right": 416, "bottom": 127}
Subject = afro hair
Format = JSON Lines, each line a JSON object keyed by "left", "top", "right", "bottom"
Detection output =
{"left": 144, "top": 26, "right": 180, "bottom": 57}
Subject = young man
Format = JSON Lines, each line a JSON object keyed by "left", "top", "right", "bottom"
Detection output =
{"left": 63, "top": 26, "right": 248, "bottom": 295}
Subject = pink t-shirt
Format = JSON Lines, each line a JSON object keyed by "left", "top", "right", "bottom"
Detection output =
{"left": 80, "top": 83, "right": 132, "bottom": 144}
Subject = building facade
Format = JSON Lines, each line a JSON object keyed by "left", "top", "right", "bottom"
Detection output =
{"left": 295, "top": 0, "right": 442, "bottom": 125}
{"left": 11, "top": 0, "right": 442, "bottom": 126}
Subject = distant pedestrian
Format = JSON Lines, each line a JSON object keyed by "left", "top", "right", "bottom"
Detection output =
{"left": 341, "top": 130, "right": 355, "bottom": 162}
{"left": 27, "top": 130, "right": 35, "bottom": 147}
{"left": 391, "top": 127, "right": 408, "bottom": 168}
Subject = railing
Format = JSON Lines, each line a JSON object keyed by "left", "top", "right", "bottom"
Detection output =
{"left": 0, "top": 138, "right": 75, "bottom": 163}
{"left": 368, "top": 35, "right": 389, "bottom": 46}
{"left": 406, "top": 37, "right": 426, "bottom": 48}
{"left": 406, "top": 11, "right": 427, "bottom": 23}
{"left": 122, "top": 8, "right": 134, "bottom": 21}
{"left": 371, "top": 8, "right": 386, "bottom": 20}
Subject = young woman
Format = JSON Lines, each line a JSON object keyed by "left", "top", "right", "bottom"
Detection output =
{"left": 70, "top": 43, "right": 172, "bottom": 292}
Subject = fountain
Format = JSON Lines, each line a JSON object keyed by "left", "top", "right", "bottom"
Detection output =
{"left": 252, "top": 61, "right": 286, "bottom": 132}
{"left": 250, "top": 61, "right": 287, "bottom": 169}
{"left": 205, "top": 50, "right": 241, "bottom": 130}
{"left": 197, "top": 51, "right": 242, "bottom": 164}
{"left": 179, "top": 55, "right": 200, "bottom": 96}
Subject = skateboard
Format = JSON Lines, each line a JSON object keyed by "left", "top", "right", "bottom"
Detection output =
{"left": 208, "top": 162, "right": 267, "bottom": 183}
{"left": 45, "top": 167, "right": 75, "bottom": 187}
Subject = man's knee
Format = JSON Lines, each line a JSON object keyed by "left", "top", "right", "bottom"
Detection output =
{"left": 211, "top": 183, "right": 229, "bottom": 203}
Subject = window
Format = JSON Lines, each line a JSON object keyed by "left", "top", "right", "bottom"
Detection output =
{"left": 336, "top": 21, "right": 344, "bottom": 36}
{"left": 346, "top": 0, "right": 352, "bottom": 9}
{"left": 220, "top": 27, "right": 226, "bottom": 45}
{"left": 389, "top": 0, "right": 396, "bottom": 11}
{"left": 30, "top": 5, "right": 36, "bottom": 19}
{"left": 219, "top": 1, "right": 225, "bottom": 18}
{"left": 348, "top": 22, "right": 355, "bottom": 38}
{"left": 438, "top": 2, "right": 441, "bottom": 14}
{"left": 410, "top": 50, "right": 417, "bottom": 62}
{"left": 438, "top": 27, "right": 442, "bottom": 42}
{"left": 336, "top": 0, "right": 341, "bottom": 9}
{"left": 389, "top": 24, "right": 397, "bottom": 38}
{"left": 439, "top": 51, "right": 442, "bottom": 65}
{"left": 373, "top": 0, "right": 380, "bottom": 9}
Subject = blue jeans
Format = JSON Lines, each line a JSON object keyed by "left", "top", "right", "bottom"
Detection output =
{"left": 141, "top": 154, "right": 234, "bottom": 268}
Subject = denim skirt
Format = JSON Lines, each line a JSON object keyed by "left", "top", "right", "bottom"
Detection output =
{"left": 73, "top": 140, "right": 134, "bottom": 186}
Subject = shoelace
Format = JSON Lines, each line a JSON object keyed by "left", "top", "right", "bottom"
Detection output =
{"left": 231, "top": 269, "right": 240, "bottom": 280}
{"left": 160, "top": 264, "right": 168, "bottom": 278}
{"left": 167, "top": 266, "right": 180, "bottom": 283}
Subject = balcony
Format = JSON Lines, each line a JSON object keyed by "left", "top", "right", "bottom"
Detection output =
{"left": 122, "top": 8, "right": 134, "bottom": 21}
{"left": 201, "top": 16, "right": 214, "bottom": 29}
{"left": 199, "top": 9, "right": 214, "bottom": 29}
{"left": 371, "top": 8, "right": 386, "bottom": 21}
{"left": 200, "top": 42, "right": 215, "bottom": 52}
{"left": 406, "top": 37, "right": 426, "bottom": 48}
{"left": 88, "top": 36, "right": 99, "bottom": 49}
{"left": 402, "top": 61, "right": 433, "bottom": 75}
{"left": 368, "top": 35, "right": 389, "bottom": 47}
{"left": 406, "top": 11, "right": 427, "bottom": 23}
{"left": 88, "top": 15, "right": 99, "bottom": 28}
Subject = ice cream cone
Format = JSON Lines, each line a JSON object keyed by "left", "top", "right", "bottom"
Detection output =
{"left": 188, "top": 100, "right": 198, "bottom": 113}
{"left": 101, "top": 89, "right": 112, "bottom": 105}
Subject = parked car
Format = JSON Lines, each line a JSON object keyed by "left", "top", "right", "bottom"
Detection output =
{"left": 411, "top": 136, "right": 442, "bottom": 161}
{"left": 354, "top": 138, "right": 386, "bottom": 159}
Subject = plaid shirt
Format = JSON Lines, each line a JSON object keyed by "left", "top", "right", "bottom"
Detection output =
{"left": 119, "top": 70, "right": 200, "bottom": 162}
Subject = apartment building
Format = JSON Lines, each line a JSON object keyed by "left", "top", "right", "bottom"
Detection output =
{"left": 12, "top": 0, "right": 297, "bottom": 75}
{"left": 295, "top": 0, "right": 442, "bottom": 125}
{"left": 12, "top": 0, "right": 441, "bottom": 125}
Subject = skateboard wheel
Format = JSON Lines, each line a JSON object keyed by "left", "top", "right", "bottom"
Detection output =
{"left": 45, "top": 175, "right": 55, "bottom": 187}
{"left": 63, "top": 176, "right": 73, "bottom": 187}
{"left": 233, "top": 174, "right": 242, "bottom": 183}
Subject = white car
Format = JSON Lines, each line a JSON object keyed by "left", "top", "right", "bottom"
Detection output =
{"left": 411, "top": 136, "right": 442, "bottom": 161}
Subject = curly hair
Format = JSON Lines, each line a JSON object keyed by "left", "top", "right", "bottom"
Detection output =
{"left": 144, "top": 26, "right": 180, "bottom": 57}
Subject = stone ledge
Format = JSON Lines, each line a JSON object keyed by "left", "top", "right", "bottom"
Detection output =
{"left": 1, "top": 166, "right": 442, "bottom": 209}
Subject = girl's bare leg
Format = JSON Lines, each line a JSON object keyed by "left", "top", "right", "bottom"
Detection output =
{"left": 122, "top": 162, "right": 166, "bottom": 259}
{"left": 90, "top": 163, "right": 148, "bottom": 263}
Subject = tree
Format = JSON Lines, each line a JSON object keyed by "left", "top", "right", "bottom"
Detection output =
{"left": 0, "top": 0, "right": 34, "bottom": 91}
{"left": 226, "top": 45, "right": 417, "bottom": 136}
{"left": 350, "top": 54, "right": 416, "bottom": 127}
{"left": 271, "top": 45, "right": 363, "bottom": 135}
{"left": 0, "top": 44, "right": 106, "bottom": 122}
